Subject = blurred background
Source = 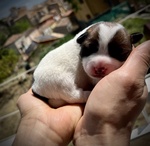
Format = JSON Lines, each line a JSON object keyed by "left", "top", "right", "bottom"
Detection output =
{"left": 0, "top": 0, "right": 150, "bottom": 146}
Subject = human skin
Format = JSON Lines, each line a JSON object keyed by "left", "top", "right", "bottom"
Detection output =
{"left": 13, "top": 41, "right": 150, "bottom": 146}
{"left": 12, "top": 90, "right": 84, "bottom": 146}
{"left": 74, "top": 41, "right": 150, "bottom": 146}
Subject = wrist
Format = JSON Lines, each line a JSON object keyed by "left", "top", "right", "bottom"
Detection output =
{"left": 100, "top": 123, "right": 131, "bottom": 146}
{"left": 74, "top": 122, "right": 132, "bottom": 146}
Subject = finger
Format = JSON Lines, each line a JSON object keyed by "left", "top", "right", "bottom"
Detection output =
{"left": 17, "top": 89, "right": 50, "bottom": 116}
{"left": 140, "top": 85, "right": 148, "bottom": 101}
{"left": 122, "top": 41, "right": 150, "bottom": 79}
{"left": 57, "top": 104, "right": 84, "bottom": 130}
{"left": 59, "top": 104, "right": 84, "bottom": 123}
{"left": 19, "top": 88, "right": 50, "bottom": 106}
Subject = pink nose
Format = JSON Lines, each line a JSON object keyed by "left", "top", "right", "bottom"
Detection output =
{"left": 95, "top": 67, "right": 107, "bottom": 76}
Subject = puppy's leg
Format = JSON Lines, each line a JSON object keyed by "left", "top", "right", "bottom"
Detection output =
{"left": 48, "top": 86, "right": 91, "bottom": 107}
{"left": 67, "top": 87, "right": 91, "bottom": 103}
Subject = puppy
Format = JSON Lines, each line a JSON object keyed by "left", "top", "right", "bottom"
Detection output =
{"left": 32, "top": 22, "right": 143, "bottom": 107}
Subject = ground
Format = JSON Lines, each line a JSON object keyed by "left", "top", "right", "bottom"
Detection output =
{"left": 0, "top": 74, "right": 32, "bottom": 140}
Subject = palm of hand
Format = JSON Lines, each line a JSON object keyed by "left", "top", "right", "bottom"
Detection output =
{"left": 17, "top": 90, "right": 83, "bottom": 146}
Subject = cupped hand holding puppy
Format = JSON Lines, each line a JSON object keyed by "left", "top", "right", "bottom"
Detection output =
{"left": 13, "top": 89, "right": 83, "bottom": 146}
{"left": 13, "top": 41, "right": 150, "bottom": 146}
{"left": 74, "top": 41, "right": 150, "bottom": 146}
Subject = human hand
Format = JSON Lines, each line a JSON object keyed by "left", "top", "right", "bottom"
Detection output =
{"left": 13, "top": 41, "right": 150, "bottom": 146}
{"left": 13, "top": 89, "right": 83, "bottom": 146}
{"left": 74, "top": 41, "right": 150, "bottom": 146}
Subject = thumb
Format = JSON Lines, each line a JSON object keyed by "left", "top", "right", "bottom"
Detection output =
{"left": 122, "top": 40, "right": 150, "bottom": 79}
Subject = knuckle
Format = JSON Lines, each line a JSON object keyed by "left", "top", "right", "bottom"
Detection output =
{"left": 17, "top": 93, "right": 26, "bottom": 107}
{"left": 120, "top": 71, "right": 139, "bottom": 89}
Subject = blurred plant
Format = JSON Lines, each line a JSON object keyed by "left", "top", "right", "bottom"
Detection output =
{"left": 65, "top": 0, "right": 80, "bottom": 12}
{"left": 0, "top": 18, "right": 31, "bottom": 48}
{"left": 0, "top": 20, "right": 11, "bottom": 46}
{"left": 0, "top": 49, "right": 19, "bottom": 83}
{"left": 0, "top": 33, "right": 8, "bottom": 47}
{"left": 122, "top": 17, "right": 150, "bottom": 43}
{"left": 10, "top": 18, "right": 31, "bottom": 34}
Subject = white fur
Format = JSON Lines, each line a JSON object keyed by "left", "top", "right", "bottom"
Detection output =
{"left": 32, "top": 22, "right": 126, "bottom": 107}
{"left": 81, "top": 23, "right": 124, "bottom": 83}
{"left": 98, "top": 23, "right": 123, "bottom": 51}
{"left": 32, "top": 38, "right": 92, "bottom": 107}
{"left": 82, "top": 55, "right": 123, "bottom": 83}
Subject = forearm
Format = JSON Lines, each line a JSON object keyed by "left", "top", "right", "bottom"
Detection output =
{"left": 13, "top": 118, "right": 63, "bottom": 146}
{"left": 74, "top": 123, "right": 132, "bottom": 146}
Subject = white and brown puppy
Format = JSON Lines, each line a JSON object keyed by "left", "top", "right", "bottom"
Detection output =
{"left": 32, "top": 22, "right": 143, "bottom": 107}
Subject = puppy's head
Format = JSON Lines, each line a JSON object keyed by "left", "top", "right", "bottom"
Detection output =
{"left": 77, "top": 22, "right": 143, "bottom": 82}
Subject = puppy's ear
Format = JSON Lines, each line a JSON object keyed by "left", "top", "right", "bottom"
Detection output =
{"left": 130, "top": 32, "right": 143, "bottom": 44}
{"left": 77, "top": 31, "right": 88, "bottom": 44}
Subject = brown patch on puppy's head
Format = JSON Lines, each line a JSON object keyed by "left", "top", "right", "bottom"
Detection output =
{"left": 77, "top": 24, "right": 100, "bottom": 57}
{"left": 108, "top": 28, "right": 132, "bottom": 61}
{"left": 77, "top": 22, "right": 143, "bottom": 61}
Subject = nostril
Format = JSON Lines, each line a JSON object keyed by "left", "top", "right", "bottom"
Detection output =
{"left": 95, "top": 67, "right": 107, "bottom": 75}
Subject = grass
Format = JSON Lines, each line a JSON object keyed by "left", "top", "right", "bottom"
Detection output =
{"left": 122, "top": 17, "right": 150, "bottom": 44}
